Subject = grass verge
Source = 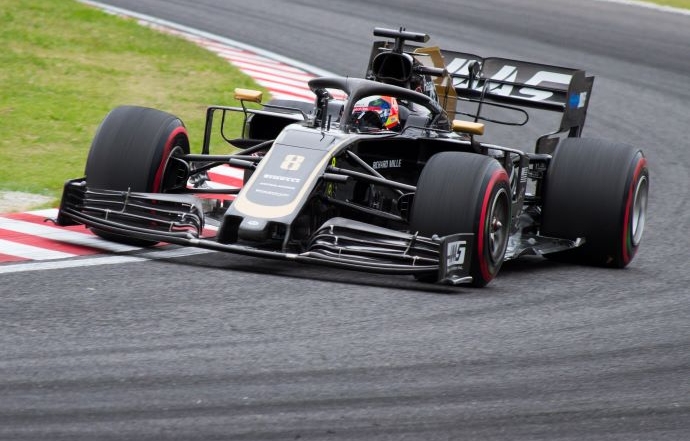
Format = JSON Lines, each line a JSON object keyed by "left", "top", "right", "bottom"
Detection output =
{"left": 0, "top": 0, "right": 264, "bottom": 207}
{"left": 647, "top": 0, "right": 690, "bottom": 7}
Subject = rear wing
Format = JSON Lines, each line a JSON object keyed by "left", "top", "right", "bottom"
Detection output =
{"left": 440, "top": 50, "right": 594, "bottom": 136}
{"left": 366, "top": 40, "right": 594, "bottom": 137}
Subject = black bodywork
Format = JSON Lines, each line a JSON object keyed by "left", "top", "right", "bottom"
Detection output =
{"left": 57, "top": 27, "right": 608, "bottom": 285}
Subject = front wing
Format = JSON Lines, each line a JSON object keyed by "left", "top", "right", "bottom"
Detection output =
{"left": 57, "top": 180, "right": 474, "bottom": 285}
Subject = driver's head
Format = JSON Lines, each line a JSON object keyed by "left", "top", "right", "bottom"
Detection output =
{"left": 410, "top": 73, "right": 438, "bottom": 102}
{"left": 351, "top": 96, "right": 400, "bottom": 131}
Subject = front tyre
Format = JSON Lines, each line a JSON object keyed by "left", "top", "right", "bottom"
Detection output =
{"left": 85, "top": 106, "right": 190, "bottom": 246}
{"left": 410, "top": 152, "right": 511, "bottom": 287}
{"left": 541, "top": 137, "right": 649, "bottom": 267}
{"left": 86, "top": 106, "right": 189, "bottom": 192}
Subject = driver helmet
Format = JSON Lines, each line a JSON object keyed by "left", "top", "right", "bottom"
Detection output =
{"left": 352, "top": 96, "right": 400, "bottom": 131}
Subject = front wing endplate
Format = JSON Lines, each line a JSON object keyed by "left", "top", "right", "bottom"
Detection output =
{"left": 438, "top": 233, "right": 474, "bottom": 285}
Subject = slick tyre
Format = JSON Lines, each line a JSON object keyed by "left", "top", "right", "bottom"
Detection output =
{"left": 85, "top": 106, "right": 190, "bottom": 246}
{"left": 541, "top": 137, "right": 649, "bottom": 267}
{"left": 410, "top": 152, "right": 511, "bottom": 287}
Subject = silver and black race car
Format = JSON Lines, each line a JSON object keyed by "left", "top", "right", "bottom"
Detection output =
{"left": 56, "top": 27, "right": 649, "bottom": 286}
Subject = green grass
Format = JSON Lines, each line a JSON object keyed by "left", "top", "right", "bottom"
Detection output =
{"left": 648, "top": 0, "right": 690, "bottom": 7}
{"left": 0, "top": 0, "right": 265, "bottom": 205}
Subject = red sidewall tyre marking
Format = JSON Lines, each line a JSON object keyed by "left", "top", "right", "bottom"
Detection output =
{"left": 152, "top": 126, "right": 188, "bottom": 193}
{"left": 621, "top": 155, "right": 648, "bottom": 265}
{"left": 477, "top": 168, "right": 510, "bottom": 283}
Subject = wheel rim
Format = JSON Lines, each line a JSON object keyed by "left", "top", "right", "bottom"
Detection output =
{"left": 153, "top": 126, "right": 188, "bottom": 192}
{"left": 160, "top": 144, "right": 189, "bottom": 192}
{"left": 488, "top": 187, "right": 510, "bottom": 263}
{"left": 631, "top": 174, "right": 648, "bottom": 246}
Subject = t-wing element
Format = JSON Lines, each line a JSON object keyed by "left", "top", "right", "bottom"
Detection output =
{"left": 373, "top": 27, "right": 429, "bottom": 52}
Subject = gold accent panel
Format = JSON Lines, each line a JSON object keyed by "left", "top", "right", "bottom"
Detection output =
{"left": 414, "top": 47, "right": 457, "bottom": 120}
{"left": 452, "top": 120, "right": 485, "bottom": 136}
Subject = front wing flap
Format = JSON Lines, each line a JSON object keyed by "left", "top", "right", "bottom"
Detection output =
{"left": 57, "top": 179, "right": 204, "bottom": 243}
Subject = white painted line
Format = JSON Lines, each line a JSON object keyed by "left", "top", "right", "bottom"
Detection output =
{"left": 0, "top": 246, "right": 218, "bottom": 275}
{"left": 0, "top": 216, "right": 140, "bottom": 253}
{"left": 0, "top": 254, "right": 146, "bottom": 274}
{"left": 0, "top": 239, "right": 75, "bottom": 261}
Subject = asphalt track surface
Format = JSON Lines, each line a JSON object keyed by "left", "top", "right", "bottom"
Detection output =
{"left": 2, "top": 1, "right": 689, "bottom": 440}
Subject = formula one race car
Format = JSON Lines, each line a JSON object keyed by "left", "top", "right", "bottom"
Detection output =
{"left": 56, "top": 27, "right": 649, "bottom": 286}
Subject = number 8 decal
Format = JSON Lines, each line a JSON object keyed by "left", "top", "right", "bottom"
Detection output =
{"left": 280, "top": 154, "right": 305, "bottom": 171}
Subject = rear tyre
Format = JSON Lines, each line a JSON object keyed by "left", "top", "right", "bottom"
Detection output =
{"left": 410, "top": 152, "right": 511, "bottom": 287}
{"left": 85, "top": 106, "right": 190, "bottom": 246}
{"left": 541, "top": 137, "right": 649, "bottom": 267}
